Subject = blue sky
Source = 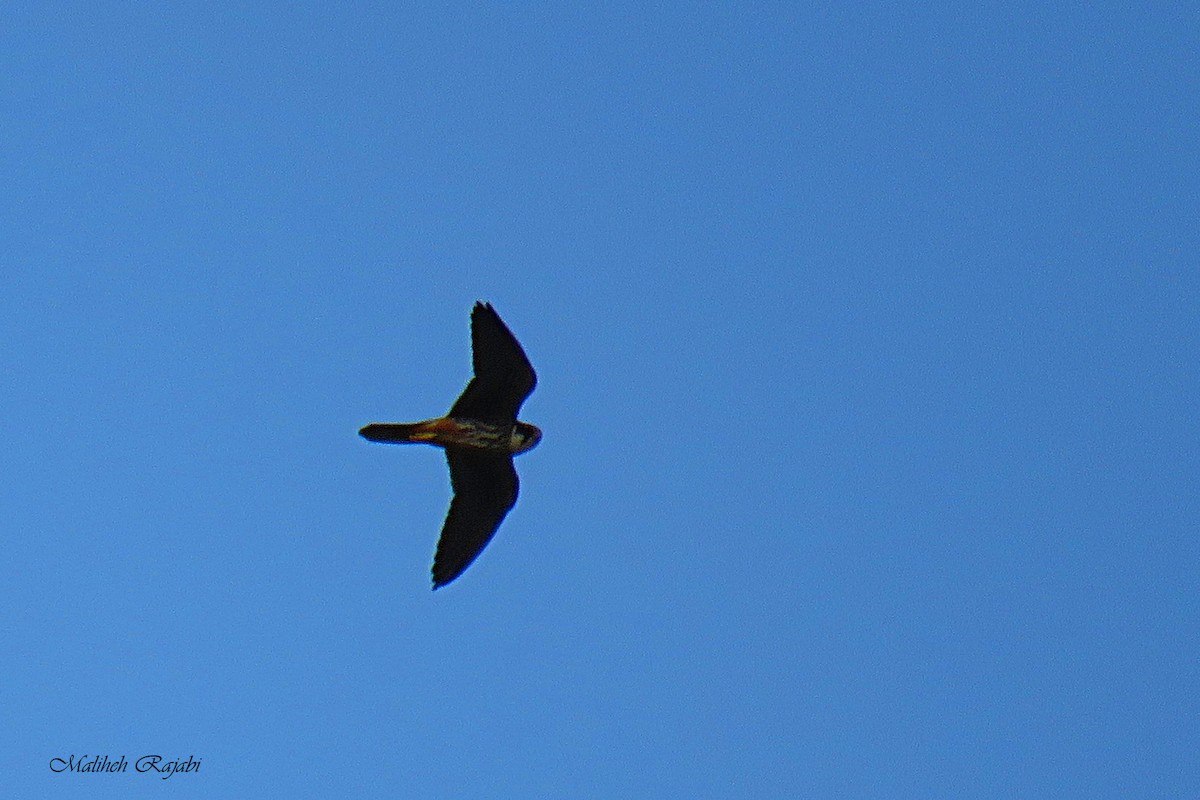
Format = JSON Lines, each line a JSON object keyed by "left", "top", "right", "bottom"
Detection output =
{"left": 2, "top": 4, "right": 1196, "bottom": 798}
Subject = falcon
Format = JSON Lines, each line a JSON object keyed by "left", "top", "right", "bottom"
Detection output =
{"left": 360, "top": 302, "right": 541, "bottom": 589}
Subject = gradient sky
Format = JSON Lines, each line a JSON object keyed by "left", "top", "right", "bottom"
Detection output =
{"left": 2, "top": 4, "right": 1196, "bottom": 798}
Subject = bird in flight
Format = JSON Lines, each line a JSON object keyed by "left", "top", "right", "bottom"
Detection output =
{"left": 360, "top": 302, "right": 541, "bottom": 589}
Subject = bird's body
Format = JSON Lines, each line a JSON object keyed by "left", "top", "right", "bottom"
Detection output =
{"left": 359, "top": 417, "right": 541, "bottom": 455}
{"left": 360, "top": 302, "right": 540, "bottom": 589}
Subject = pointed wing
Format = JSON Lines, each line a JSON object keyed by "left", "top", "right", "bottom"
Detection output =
{"left": 447, "top": 302, "right": 537, "bottom": 423}
{"left": 432, "top": 449, "right": 519, "bottom": 588}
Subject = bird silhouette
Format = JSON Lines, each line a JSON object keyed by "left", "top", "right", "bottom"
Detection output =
{"left": 360, "top": 302, "right": 540, "bottom": 589}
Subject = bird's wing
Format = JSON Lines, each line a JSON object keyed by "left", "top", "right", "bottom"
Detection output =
{"left": 447, "top": 302, "right": 537, "bottom": 423}
{"left": 432, "top": 449, "right": 520, "bottom": 588}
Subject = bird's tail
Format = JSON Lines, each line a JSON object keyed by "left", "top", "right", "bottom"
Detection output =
{"left": 359, "top": 423, "right": 428, "bottom": 443}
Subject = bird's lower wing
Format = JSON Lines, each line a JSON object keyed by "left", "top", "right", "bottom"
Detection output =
{"left": 433, "top": 450, "right": 519, "bottom": 589}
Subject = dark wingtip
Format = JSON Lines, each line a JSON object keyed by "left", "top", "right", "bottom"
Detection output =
{"left": 473, "top": 300, "right": 498, "bottom": 317}
{"left": 432, "top": 562, "right": 464, "bottom": 590}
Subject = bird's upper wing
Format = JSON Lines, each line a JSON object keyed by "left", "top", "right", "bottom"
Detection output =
{"left": 432, "top": 449, "right": 520, "bottom": 589}
{"left": 447, "top": 302, "right": 537, "bottom": 423}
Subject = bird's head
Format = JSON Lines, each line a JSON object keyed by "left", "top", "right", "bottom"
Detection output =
{"left": 511, "top": 422, "right": 542, "bottom": 454}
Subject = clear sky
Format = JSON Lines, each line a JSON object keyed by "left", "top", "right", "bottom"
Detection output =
{"left": 2, "top": 4, "right": 1196, "bottom": 798}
